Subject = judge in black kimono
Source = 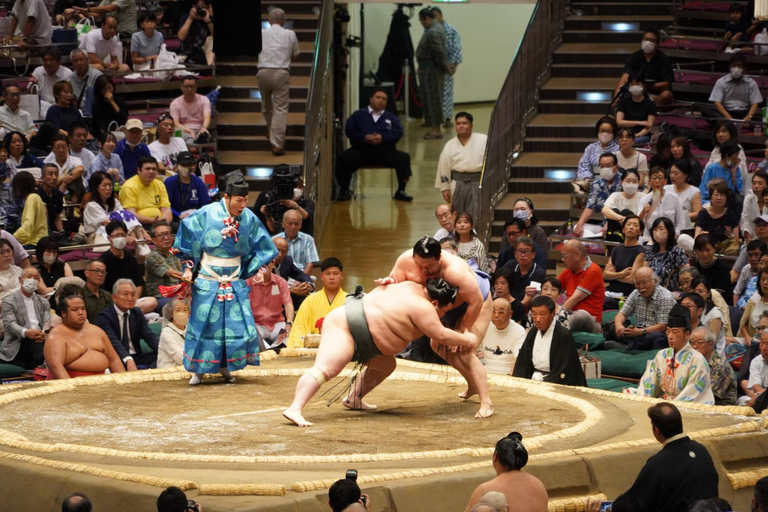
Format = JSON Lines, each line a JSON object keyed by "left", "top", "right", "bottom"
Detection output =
{"left": 512, "top": 295, "right": 587, "bottom": 386}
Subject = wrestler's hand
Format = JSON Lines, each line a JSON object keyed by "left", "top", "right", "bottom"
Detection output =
{"left": 374, "top": 276, "right": 397, "bottom": 286}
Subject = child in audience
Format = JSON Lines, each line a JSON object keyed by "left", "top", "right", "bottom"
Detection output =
{"left": 724, "top": 3, "right": 753, "bottom": 53}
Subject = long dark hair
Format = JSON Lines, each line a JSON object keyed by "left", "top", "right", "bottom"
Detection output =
{"left": 650, "top": 217, "right": 677, "bottom": 252}
{"left": 712, "top": 120, "right": 739, "bottom": 148}
{"left": 11, "top": 170, "right": 36, "bottom": 199}
{"left": 3, "top": 130, "right": 27, "bottom": 158}
{"left": 88, "top": 171, "right": 116, "bottom": 212}
{"left": 94, "top": 75, "right": 116, "bottom": 104}
{"left": 690, "top": 275, "right": 716, "bottom": 313}
{"left": 453, "top": 212, "right": 477, "bottom": 242}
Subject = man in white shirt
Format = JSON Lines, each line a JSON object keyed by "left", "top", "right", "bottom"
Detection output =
{"left": 258, "top": 7, "right": 300, "bottom": 156}
{"left": 31, "top": 48, "right": 73, "bottom": 105}
{"left": 745, "top": 333, "right": 768, "bottom": 411}
{"left": 67, "top": 48, "right": 102, "bottom": 111}
{"left": 434, "top": 112, "right": 487, "bottom": 221}
{"left": 0, "top": 84, "right": 37, "bottom": 141}
{"left": 80, "top": 15, "right": 130, "bottom": 72}
{"left": 149, "top": 113, "right": 188, "bottom": 174}
{"left": 434, "top": 203, "right": 456, "bottom": 240}
{"left": 68, "top": 122, "right": 95, "bottom": 177}
{"left": 481, "top": 298, "right": 526, "bottom": 376}
{"left": 8, "top": 0, "right": 53, "bottom": 49}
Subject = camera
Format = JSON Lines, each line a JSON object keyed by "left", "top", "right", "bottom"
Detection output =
{"left": 186, "top": 499, "right": 200, "bottom": 512}
{"left": 345, "top": 469, "right": 358, "bottom": 481}
{"left": 264, "top": 164, "right": 299, "bottom": 227}
{"left": 197, "top": 8, "right": 207, "bottom": 18}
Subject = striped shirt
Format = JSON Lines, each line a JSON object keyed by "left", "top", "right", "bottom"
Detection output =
{"left": 278, "top": 231, "right": 319, "bottom": 270}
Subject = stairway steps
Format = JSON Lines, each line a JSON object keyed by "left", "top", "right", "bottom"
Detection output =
{"left": 551, "top": 63, "right": 622, "bottom": 77}
{"left": 217, "top": 98, "right": 307, "bottom": 113}
{"left": 506, "top": 178, "right": 573, "bottom": 195}
{"left": 554, "top": 42, "right": 636, "bottom": 65}
{"left": 527, "top": 113, "right": 605, "bottom": 138}
{"left": 570, "top": 2, "right": 672, "bottom": 15}
{"left": 490, "top": 220, "right": 563, "bottom": 239}
{"left": 217, "top": 135, "right": 306, "bottom": 152}
{"left": 565, "top": 15, "right": 672, "bottom": 31}
{"left": 524, "top": 137, "right": 596, "bottom": 153}
{"left": 537, "top": 99, "right": 611, "bottom": 115}
{"left": 216, "top": 112, "right": 307, "bottom": 137}
{"left": 563, "top": 30, "right": 644, "bottom": 44}
{"left": 220, "top": 85, "right": 308, "bottom": 100}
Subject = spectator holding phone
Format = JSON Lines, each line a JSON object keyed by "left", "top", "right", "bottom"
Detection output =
{"left": 328, "top": 475, "right": 370, "bottom": 512}
{"left": 157, "top": 486, "right": 203, "bottom": 512}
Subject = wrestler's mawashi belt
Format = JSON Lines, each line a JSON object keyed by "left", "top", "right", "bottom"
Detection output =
{"left": 345, "top": 285, "right": 382, "bottom": 363}
{"left": 198, "top": 253, "right": 241, "bottom": 302}
{"left": 451, "top": 171, "right": 481, "bottom": 182}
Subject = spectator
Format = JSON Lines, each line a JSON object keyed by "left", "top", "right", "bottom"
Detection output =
{"left": 480, "top": 298, "right": 526, "bottom": 376}
{"left": 12, "top": 171, "right": 47, "bottom": 246}
{"left": 613, "top": 28, "right": 674, "bottom": 107}
{"left": 744, "top": 330, "right": 768, "bottom": 411}
{"left": 752, "top": 476, "right": 768, "bottom": 512}
{"left": 741, "top": 170, "right": 768, "bottom": 242}
{"left": 68, "top": 122, "right": 94, "bottom": 175}
{"left": 734, "top": 240, "right": 766, "bottom": 307}
{"left": 497, "top": 218, "right": 547, "bottom": 269}
{"left": 35, "top": 236, "right": 74, "bottom": 299}
{"left": 574, "top": 152, "right": 622, "bottom": 238}
{"left": 454, "top": 212, "right": 488, "bottom": 272}
{"left": 576, "top": 116, "right": 619, "bottom": 183}
{"left": 507, "top": 236, "right": 546, "bottom": 309}
{"left": 491, "top": 267, "right": 526, "bottom": 326}
{"left": 638, "top": 305, "right": 715, "bottom": 403}
{"left": 247, "top": 260, "right": 294, "bottom": 351}
{"left": 90, "top": 131, "right": 124, "bottom": 184}
{"left": 253, "top": 171, "right": 316, "bottom": 235}
{"left": 91, "top": 75, "right": 128, "bottom": 141}
{"left": 604, "top": 214, "right": 646, "bottom": 309}
{"left": 37, "top": 163, "right": 64, "bottom": 234}
{"left": 4, "top": 130, "right": 43, "bottom": 174}
{"left": 507, "top": 197, "right": 548, "bottom": 254}
{"left": 271, "top": 236, "right": 313, "bottom": 309}
{"left": 45, "top": 81, "right": 84, "bottom": 136}
{"left": 144, "top": 220, "right": 181, "bottom": 310}
{"left": 61, "top": 493, "right": 92, "bottom": 512}
{"left": 0, "top": 84, "right": 37, "bottom": 141}
{"left": 120, "top": 156, "right": 172, "bottom": 226}
{"left": 690, "top": 276, "right": 727, "bottom": 355}
{"left": 329, "top": 478, "right": 364, "bottom": 512}
{"left": 434, "top": 203, "right": 456, "bottom": 240}
{"left": 602, "top": 169, "right": 643, "bottom": 239}
{"left": 80, "top": 15, "right": 130, "bottom": 72}
{"left": 170, "top": 76, "right": 211, "bottom": 145}
{"left": 513, "top": 295, "right": 587, "bottom": 385}
{"left": 157, "top": 486, "right": 200, "bottom": 512}
{"left": 527, "top": 277, "right": 572, "bottom": 329}
{"left": 724, "top": 3, "right": 753, "bottom": 52}
{"left": 417, "top": 7, "right": 448, "bottom": 140}
{"left": 741, "top": 251, "right": 768, "bottom": 312}
{"left": 648, "top": 132, "right": 673, "bottom": 171}
{"left": 666, "top": 158, "right": 702, "bottom": 235}
{"left": 96, "top": 278, "right": 159, "bottom": 370}
{"left": 607, "top": 267, "right": 676, "bottom": 350}
{"left": 178, "top": 0, "right": 213, "bottom": 65}
{"left": 679, "top": 266, "right": 734, "bottom": 336}
{"left": 278, "top": 209, "right": 318, "bottom": 275}
{"left": 735, "top": 214, "right": 768, "bottom": 283}
{"left": 67, "top": 49, "right": 101, "bottom": 112}
{"left": 706, "top": 121, "right": 748, "bottom": 191}
{"left": 670, "top": 136, "right": 703, "bottom": 187}
{"left": 115, "top": 118, "right": 151, "bottom": 180}
{"left": 465, "top": 432, "right": 547, "bottom": 512}
{"left": 45, "top": 133, "right": 86, "bottom": 202}
{"left": 336, "top": 88, "right": 412, "bottom": 202}
{"left": 736, "top": 310, "right": 768, "bottom": 406}
{"left": 740, "top": 268, "right": 768, "bottom": 342}
{"left": 131, "top": 12, "right": 164, "bottom": 68}
{"left": 680, "top": 292, "right": 706, "bottom": 331}
{"left": 157, "top": 297, "right": 189, "bottom": 368}
{"left": 558, "top": 239, "right": 606, "bottom": 322}
{"left": 644, "top": 216, "right": 689, "bottom": 291}
{"left": 616, "top": 73, "right": 657, "bottom": 142}
{"left": 31, "top": 49, "right": 71, "bottom": 105}
{"left": 693, "top": 233, "right": 734, "bottom": 297}
{"left": 433, "top": 112, "right": 488, "bottom": 214}
{"left": 83, "top": 259, "right": 113, "bottom": 323}
{"left": 83, "top": 171, "right": 149, "bottom": 252}
{"left": 164, "top": 151, "right": 210, "bottom": 221}
{"left": 703, "top": 53, "right": 761, "bottom": 122}
{"left": 77, "top": 0, "right": 137, "bottom": 37}
{"left": 149, "top": 114, "right": 188, "bottom": 174}
{"left": 638, "top": 167, "right": 685, "bottom": 242}
{"left": 0, "top": 265, "right": 48, "bottom": 369}
{"left": 623, "top": 402, "right": 718, "bottom": 510}
{"left": 287, "top": 257, "right": 346, "bottom": 348}
{"left": 614, "top": 128, "right": 649, "bottom": 185}
{"left": 99, "top": 221, "right": 157, "bottom": 314}
{"left": 690, "top": 326, "right": 737, "bottom": 405}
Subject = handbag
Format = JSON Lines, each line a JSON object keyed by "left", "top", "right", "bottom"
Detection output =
{"left": 715, "top": 237, "right": 740, "bottom": 256}
{"left": 578, "top": 345, "right": 602, "bottom": 380}
{"left": 0, "top": 39, "right": 29, "bottom": 77}
{"left": 75, "top": 18, "right": 93, "bottom": 43}
{"left": 107, "top": 120, "right": 126, "bottom": 142}
{"left": 51, "top": 27, "right": 78, "bottom": 54}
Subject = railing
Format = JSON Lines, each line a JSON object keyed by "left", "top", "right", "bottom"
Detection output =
{"left": 302, "top": 0, "right": 334, "bottom": 244}
{"left": 478, "top": 0, "right": 568, "bottom": 244}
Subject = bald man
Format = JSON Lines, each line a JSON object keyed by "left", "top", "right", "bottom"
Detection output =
{"left": 278, "top": 209, "right": 319, "bottom": 275}
{"left": 481, "top": 298, "right": 526, "bottom": 376}
{"left": 558, "top": 240, "right": 606, "bottom": 322}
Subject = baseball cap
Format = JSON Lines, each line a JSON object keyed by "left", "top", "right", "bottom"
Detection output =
{"left": 755, "top": 214, "right": 768, "bottom": 225}
{"left": 177, "top": 151, "right": 195, "bottom": 165}
{"left": 125, "top": 119, "right": 144, "bottom": 131}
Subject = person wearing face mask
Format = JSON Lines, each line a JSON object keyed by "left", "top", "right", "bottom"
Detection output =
{"left": 148, "top": 114, "right": 189, "bottom": 175}
{"left": 612, "top": 29, "right": 675, "bottom": 108}
{"left": 0, "top": 266, "right": 50, "bottom": 370}
{"left": 115, "top": 118, "right": 151, "bottom": 180}
{"left": 163, "top": 151, "right": 210, "bottom": 223}
{"left": 157, "top": 298, "right": 191, "bottom": 368}
{"left": 575, "top": 116, "right": 619, "bottom": 183}
{"left": 34, "top": 237, "right": 74, "bottom": 305}
{"left": 574, "top": 152, "right": 623, "bottom": 238}
{"left": 616, "top": 73, "right": 657, "bottom": 143}
{"left": 702, "top": 53, "right": 763, "bottom": 125}
{"left": 252, "top": 167, "right": 316, "bottom": 236}
{"left": 602, "top": 169, "right": 643, "bottom": 239}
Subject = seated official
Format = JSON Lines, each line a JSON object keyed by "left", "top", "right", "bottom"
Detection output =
{"left": 638, "top": 304, "right": 715, "bottom": 404}
{"left": 144, "top": 221, "right": 182, "bottom": 310}
{"left": 690, "top": 326, "right": 737, "bottom": 405}
{"left": 119, "top": 156, "right": 172, "bottom": 227}
{"left": 44, "top": 294, "right": 125, "bottom": 379}
{"left": 0, "top": 267, "right": 50, "bottom": 369}
{"left": 481, "top": 298, "right": 526, "bottom": 376}
{"left": 157, "top": 298, "right": 190, "bottom": 368}
{"left": 287, "top": 257, "right": 346, "bottom": 348}
{"left": 335, "top": 88, "right": 412, "bottom": 202}
{"left": 247, "top": 260, "right": 294, "bottom": 351}
{"left": 512, "top": 295, "right": 587, "bottom": 386}
{"left": 83, "top": 259, "right": 113, "bottom": 324}
{"left": 278, "top": 209, "right": 319, "bottom": 275}
{"left": 498, "top": 219, "right": 547, "bottom": 270}
{"left": 558, "top": 240, "right": 606, "bottom": 322}
{"left": 604, "top": 215, "right": 646, "bottom": 309}
{"left": 96, "top": 278, "right": 160, "bottom": 370}
{"left": 164, "top": 151, "right": 210, "bottom": 221}
{"left": 272, "top": 236, "right": 313, "bottom": 309}
{"left": 606, "top": 267, "right": 676, "bottom": 350}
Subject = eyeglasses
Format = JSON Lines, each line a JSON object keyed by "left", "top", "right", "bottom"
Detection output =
{"left": 515, "top": 249, "right": 533, "bottom": 255}
{"left": 561, "top": 252, "right": 574, "bottom": 259}
{"left": 154, "top": 233, "right": 173, "bottom": 239}
{"left": 87, "top": 269, "right": 107, "bottom": 275}
{"left": 506, "top": 231, "right": 521, "bottom": 236}
{"left": 757, "top": 326, "right": 768, "bottom": 331}
{"left": 182, "top": 84, "right": 197, "bottom": 89}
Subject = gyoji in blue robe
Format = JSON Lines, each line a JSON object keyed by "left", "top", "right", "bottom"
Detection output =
{"left": 174, "top": 199, "right": 277, "bottom": 373}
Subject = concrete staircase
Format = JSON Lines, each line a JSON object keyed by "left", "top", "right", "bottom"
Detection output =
{"left": 214, "top": 2, "right": 321, "bottom": 191}
{"left": 489, "top": 4, "right": 674, "bottom": 254}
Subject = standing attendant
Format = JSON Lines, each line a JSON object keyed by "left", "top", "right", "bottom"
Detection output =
{"left": 416, "top": 8, "right": 448, "bottom": 140}
{"left": 257, "top": 8, "right": 300, "bottom": 156}
{"left": 431, "top": 7, "right": 462, "bottom": 128}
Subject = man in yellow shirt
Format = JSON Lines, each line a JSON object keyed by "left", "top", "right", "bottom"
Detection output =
{"left": 288, "top": 257, "right": 346, "bottom": 348}
{"left": 119, "top": 156, "right": 172, "bottom": 227}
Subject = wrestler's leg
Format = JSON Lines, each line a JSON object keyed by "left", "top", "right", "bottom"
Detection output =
{"left": 284, "top": 311, "right": 355, "bottom": 426}
{"left": 343, "top": 355, "right": 397, "bottom": 411}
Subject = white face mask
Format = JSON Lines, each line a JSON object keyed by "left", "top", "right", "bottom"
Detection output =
{"left": 654, "top": 231, "right": 668, "bottom": 244}
{"left": 21, "top": 278, "right": 37, "bottom": 294}
{"left": 731, "top": 67, "right": 744, "bottom": 80}
{"left": 513, "top": 210, "right": 529, "bottom": 221}
{"left": 173, "top": 311, "right": 189, "bottom": 325}
{"left": 600, "top": 168, "right": 616, "bottom": 181}
{"left": 641, "top": 40, "right": 656, "bottom": 54}
{"left": 623, "top": 183, "right": 639, "bottom": 195}
{"left": 111, "top": 237, "right": 127, "bottom": 250}
{"left": 125, "top": 141, "right": 139, "bottom": 148}
{"left": 178, "top": 165, "right": 191, "bottom": 177}
{"left": 628, "top": 85, "right": 644, "bottom": 96}
{"left": 293, "top": 188, "right": 303, "bottom": 201}
{"left": 598, "top": 132, "right": 613, "bottom": 145}
{"left": 43, "top": 254, "right": 57, "bottom": 265}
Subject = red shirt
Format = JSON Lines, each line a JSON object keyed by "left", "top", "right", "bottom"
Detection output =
{"left": 246, "top": 273, "right": 292, "bottom": 330}
{"left": 558, "top": 260, "right": 605, "bottom": 322}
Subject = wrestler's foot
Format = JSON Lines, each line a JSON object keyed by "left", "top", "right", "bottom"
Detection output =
{"left": 475, "top": 402, "right": 494, "bottom": 419}
{"left": 342, "top": 397, "right": 378, "bottom": 411}
{"left": 458, "top": 386, "right": 478, "bottom": 400}
{"left": 283, "top": 408, "right": 313, "bottom": 427}
{"left": 189, "top": 373, "right": 203, "bottom": 385}
{"left": 220, "top": 369, "right": 236, "bottom": 384}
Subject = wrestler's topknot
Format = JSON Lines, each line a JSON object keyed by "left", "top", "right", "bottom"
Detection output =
{"left": 413, "top": 236, "right": 441, "bottom": 260}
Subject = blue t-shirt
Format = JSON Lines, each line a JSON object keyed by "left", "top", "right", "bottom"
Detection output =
{"left": 130, "top": 31, "right": 164, "bottom": 57}
{"left": 114, "top": 139, "right": 150, "bottom": 180}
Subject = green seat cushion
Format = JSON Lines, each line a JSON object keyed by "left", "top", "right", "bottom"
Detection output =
{"left": 601, "top": 310, "right": 636, "bottom": 328}
{"left": 0, "top": 362, "right": 27, "bottom": 379}
{"left": 572, "top": 331, "right": 606, "bottom": 351}
{"left": 149, "top": 322, "right": 162, "bottom": 336}
{"left": 590, "top": 349, "right": 657, "bottom": 379}
{"left": 587, "top": 377, "right": 633, "bottom": 393}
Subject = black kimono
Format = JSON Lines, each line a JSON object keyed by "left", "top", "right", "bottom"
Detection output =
{"left": 512, "top": 322, "right": 587, "bottom": 386}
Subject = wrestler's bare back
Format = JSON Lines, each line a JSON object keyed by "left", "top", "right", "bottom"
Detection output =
{"left": 46, "top": 323, "right": 121, "bottom": 372}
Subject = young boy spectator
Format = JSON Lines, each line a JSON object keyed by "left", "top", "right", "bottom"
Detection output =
{"left": 724, "top": 3, "right": 753, "bottom": 52}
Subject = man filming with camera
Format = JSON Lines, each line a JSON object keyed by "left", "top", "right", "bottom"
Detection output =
{"left": 254, "top": 165, "right": 316, "bottom": 237}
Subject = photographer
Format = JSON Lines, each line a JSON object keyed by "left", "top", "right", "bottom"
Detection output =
{"left": 178, "top": 0, "right": 214, "bottom": 65}
{"left": 253, "top": 165, "right": 315, "bottom": 236}
{"left": 328, "top": 475, "right": 370, "bottom": 512}
{"left": 157, "top": 486, "right": 203, "bottom": 512}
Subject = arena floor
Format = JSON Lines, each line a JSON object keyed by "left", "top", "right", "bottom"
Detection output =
{"left": 0, "top": 354, "right": 766, "bottom": 512}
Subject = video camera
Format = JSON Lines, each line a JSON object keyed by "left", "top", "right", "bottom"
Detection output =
{"left": 264, "top": 164, "right": 300, "bottom": 227}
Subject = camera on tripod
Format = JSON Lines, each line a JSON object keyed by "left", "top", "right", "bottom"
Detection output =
{"left": 265, "top": 164, "right": 300, "bottom": 227}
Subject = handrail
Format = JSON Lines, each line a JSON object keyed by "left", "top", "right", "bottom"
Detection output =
{"left": 478, "top": 0, "right": 568, "bottom": 245}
